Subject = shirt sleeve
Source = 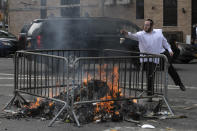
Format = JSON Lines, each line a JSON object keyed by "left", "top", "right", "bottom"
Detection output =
{"left": 126, "top": 32, "right": 139, "bottom": 41}
{"left": 162, "top": 35, "right": 173, "bottom": 53}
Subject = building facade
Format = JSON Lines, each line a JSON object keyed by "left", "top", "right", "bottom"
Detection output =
{"left": 8, "top": 0, "right": 195, "bottom": 43}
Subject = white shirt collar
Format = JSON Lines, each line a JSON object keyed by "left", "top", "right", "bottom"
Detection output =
{"left": 142, "top": 29, "right": 156, "bottom": 34}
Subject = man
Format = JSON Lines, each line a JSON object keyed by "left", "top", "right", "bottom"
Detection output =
{"left": 120, "top": 19, "right": 186, "bottom": 95}
{"left": 192, "top": 24, "right": 197, "bottom": 45}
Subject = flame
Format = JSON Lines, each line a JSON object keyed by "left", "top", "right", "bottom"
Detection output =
{"left": 133, "top": 99, "right": 138, "bottom": 104}
{"left": 24, "top": 97, "right": 54, "bottom": 109}
{"left": 24, "top": 81, "right": 60, "bottom": 109}
{"left": 32, "top": 97, "right": 41, "bottom": 108}
{"left": 83, "top": 72, "right": 92, "bottom": 86}
{"left": 115, "top": 111, "right": 120, "bottom": 115}
{"left": 95, "top": 66, "right": 122, "bottom": 114}
{"left": 24, "top": 97, "right": 41, "bottom": 109}
{"left": 49, "top": 101, "right": 54, "bottom": 107}
{"left": 107, "top": 66, "right": 121, "bottom": 97}
{"left": 95, "top": 95, "right": 114, "bottom": 113}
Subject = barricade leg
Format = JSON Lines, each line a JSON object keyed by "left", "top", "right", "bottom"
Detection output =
{"left": 3, "top": 93, "right": 17, "bottom": 110}
{"left": 3, "top": 91, "right": 28, "bottom": 110}
{"left": 48, "top": 98, "right": 80, "bottom": 127}
{"left": 72, "top": 110, "right": 80, "bottom": 126}
{"left": 161, "top": 95, "right": 174, "bottom": 116}
{"left": 48, "top": 100, "right": 68, "bottom": 127}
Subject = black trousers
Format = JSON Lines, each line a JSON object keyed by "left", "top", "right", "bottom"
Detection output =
{"left": 143, "top": 62, "right": 156, "bottom": 96}
{"left": 162, "top": 50, "right": 182, "bottom": 86}
{"left": 143, "top": 50, "right": 183, "bottom": 96}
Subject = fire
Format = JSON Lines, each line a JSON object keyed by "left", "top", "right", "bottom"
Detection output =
{"left": 95, "top": 95, "right": 114, "bottom": 113}
{"left": 24, "top": 97, "right": 41, "bottom": 109}
{"left": 22, "top": 82, "right": 58, "bottom": 110}
{"left": 95, "top": 66, "right": 122, "bottom": 114}
{"left": 31, "top": 97, "right": 41, "bottom": 109}
{"left": 83, "top": 73, "right": 92, "bottom": 86}
{"left": 24, "top": 97, "right": 54, "bottom": 109}
{"left": 107, "top": 66, "right": 121, "bottom": 97}
{"left": 81, "top": 65, "right": 122, "bottom": 115}
{"left": 115, "top": 111, "right": 120, "bottom": 115}
{"left": 49, "top": 101, "right": 54, "bottom": 107}
{"left": 133, "top": 99, "right": 138, "bottom": 104}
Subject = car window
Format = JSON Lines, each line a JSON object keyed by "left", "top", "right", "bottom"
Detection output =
{"left": 28, "top": 22, "right": 42, "bottom": 36}
{"left": 21, "top": 24, "right": 32, "bottom": 33}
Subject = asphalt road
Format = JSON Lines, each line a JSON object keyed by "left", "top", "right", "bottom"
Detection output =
{"left": 0, "top": 58, "right": 197, "bottom": 131}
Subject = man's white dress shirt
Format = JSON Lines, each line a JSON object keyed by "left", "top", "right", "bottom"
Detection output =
{"left": 127, "top": 29, "right": 172, "bottom": 63}
{"left": 127, "top": 29, "right": 172, "bottom": 54}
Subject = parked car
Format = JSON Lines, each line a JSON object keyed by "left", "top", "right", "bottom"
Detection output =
{"left": 172, "top": 42, "right": 197, "bottom": 63}
{"left": 18, "top": 17, "right": 140, "bottom": 51}
{"left": 0, "top": 23, "right": 8, "bottom": 30}
{"left": 0, "top": 30, "right": 18, "bottom": 57}
{"left": 18, "top": 23, "right": 32, "bottom": 50}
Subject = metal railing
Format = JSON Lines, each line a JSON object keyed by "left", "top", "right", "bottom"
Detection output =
{"left": 4, "top": 49, "right": 173, "bottom": 127}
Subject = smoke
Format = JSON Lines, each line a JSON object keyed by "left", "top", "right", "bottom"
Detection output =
{"left": 38, "top": 17, "right": 139, "bottom": 51}
{"left": 42, "top": 18, "right": 89, "bottom": 49}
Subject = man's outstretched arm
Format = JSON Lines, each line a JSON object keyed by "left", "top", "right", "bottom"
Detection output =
{"left": 120, "top": 29, "right": 138, "bottom": 41}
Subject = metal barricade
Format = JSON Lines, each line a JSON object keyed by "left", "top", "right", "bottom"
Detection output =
{"left": 4, "top": 49, "right": 173, "bottom": 127}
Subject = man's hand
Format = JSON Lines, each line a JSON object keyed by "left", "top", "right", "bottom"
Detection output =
{"left": 169, "top": 51, "right": 174, "bottom": 56}
{"left": 120, "top": 29, "right": 128, "bottom": 36}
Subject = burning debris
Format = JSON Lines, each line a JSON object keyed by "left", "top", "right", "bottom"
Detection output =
{"left": 3, "top": 79, "right": 164, "bottom": 125}
{"left": 6, "top": 98, "right": 55, "bottom": 119}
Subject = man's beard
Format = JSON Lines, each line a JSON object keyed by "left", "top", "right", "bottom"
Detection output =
{"left": 145, "top": 27, "right": 152, "bottom": 33}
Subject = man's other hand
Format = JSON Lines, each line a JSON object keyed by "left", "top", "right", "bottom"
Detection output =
{"left": 169, "top": 51, "right": 174, "bottom": 56}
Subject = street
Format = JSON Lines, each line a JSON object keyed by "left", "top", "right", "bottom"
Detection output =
{"left": 0, "top": 57, "right": 197, "bottom": 131}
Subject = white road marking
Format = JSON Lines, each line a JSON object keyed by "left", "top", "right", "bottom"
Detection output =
{"left": 0, "top": 73, "right": 14, "bottom": 76}
{"left": 168, "top": 84, "right": 197, "bottom": 90}
{"left": 0, "top": 84, "right": 14, "bottom": 86}
{"left": 0, "top": 77, "right": 14, "bottom": 79}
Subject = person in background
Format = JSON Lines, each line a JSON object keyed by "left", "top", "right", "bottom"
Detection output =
{"left": 120, "top": 19, "right": 186, "bottom": 97}
{"left": 192, "top": 23, "right": 197, "bottom": 45}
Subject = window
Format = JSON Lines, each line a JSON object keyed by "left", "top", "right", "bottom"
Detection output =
{"left": 0, "top": 0, "right": 5, "bottom": 9}
{"left": 136, "top": 0, "right": 144, "bottom": 19}
{"left": 40, "top": 9, "right": 47, "bottom": 19}
{"left": 41, "top": 0, "right": 46, "bottom": 6}
{"left": 60, "top": 0, "right": 80, "bottom": 17}
{"left": 163, "top": 0, "right": 177, "bottom": 26}
{"left": 40, "top": 0, "right": 47, "bottom": 19}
